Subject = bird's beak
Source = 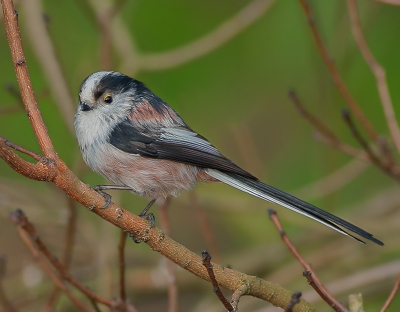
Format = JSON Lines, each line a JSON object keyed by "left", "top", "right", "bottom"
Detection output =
{"left": 79, "top": 101, "right": 92, "bottom": 111}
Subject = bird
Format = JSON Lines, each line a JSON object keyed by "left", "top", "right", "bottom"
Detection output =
{"left": 74, "top": 71, "right": 383, "bottom": 246}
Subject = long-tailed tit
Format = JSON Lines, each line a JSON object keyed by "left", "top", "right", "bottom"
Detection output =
{"left": 74, "top": 71, "right": 383, "bottom": 245}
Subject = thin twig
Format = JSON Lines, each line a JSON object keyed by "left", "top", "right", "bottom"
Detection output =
{"left": 9, "top": 209, "right": 113, "bottom": 308}
{"left": 1, "top": 136, "right": 41, "bottom": 161}
{"left": 374, "top": 0, "right": 400, "bottom": 5}
{"left": 347, "top": 0, "right": 400, "bottom": 155}
{"left": 303, "top": 271, "right": 345, "bottom": 312}
{"left": 190, "top": 192, "right": 222, "bottom": 263}
{"left": 285, "top": 291, "right": 302, "bottom": 312}
{"left": 45, "top": 198, "right": 78, "bottom": 310}
{"left": 380, "top": 273, "right": 400, "bottom": 312}
{"left": 202, "top": 250, "right": 234, "bottom": 312}
{"left": 268, "top": 209, "right": 348, "bottom": 312}
{"left": 289, "top": 90, "right": 338, "bottom": 142}
{"left": 288, "top": 91, "right": 370, "bottom": 162}
{"left": 22, "top": 0, "right": 76, "bottom": 134}
{"left": 0, "top": 256, "right": 17, "bottom": 312}
{"left": 298, "top": 0, "right": 378, "bottom": 142}
{"left": 15, "top": 224, "right": 91, "bottom": 312}
{"left": 341, "top": 109, "right": 400, "bottom": 181}
{"left": 230, "top": 284, "right": 248, "bottom": 311}
{"left": 133, "top": 0, "right": 275, "bottom": 72}
{"left": 118, "top": 230, "right": 127, "bottom": 311}
{"left": 158, "top": 198, "right": 178, "bottom": 312}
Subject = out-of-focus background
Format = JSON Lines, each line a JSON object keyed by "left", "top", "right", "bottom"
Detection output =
{"left": 0, "top": 0, "right": 399, "bottom": 311}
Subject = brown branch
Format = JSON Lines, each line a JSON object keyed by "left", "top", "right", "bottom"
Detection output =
{"left": 298, "top": 0, "right": 378, "bottom": 142}
{"left": 347, "top": 0, "right": 400, "bottom": 155}
{"left": 1, "top": 0, "right": 56, "bottom": 158}
{"left": 288, "top": 91, "right": 370, "bottom": 162}
{"left": 341, "top": 110, "right": 400, "bottom": 181}
{"left": 190, "top": 192, "right": 222, "bottom": 263}
{"left": 285, "top": 292, "right": 302, "bottom": 312}
{"left": 0, "top": 256, "right": 17, "bottom": 312}
{"left": 14, "top": 222, "right": 92, "bottom": 312}
{"left": 268, "top": 209, "right": 348, "bottom": 312}
{"left": 10, "top": 209, "right": 113, "bottom": 308}
{"left": 374, "top": 0, "right": 400, "bottom": 5}
{"left": 202, "top": 250, "right": 234, "bottom": 312}
{"left": 22, "top": 0, "right": 76, "bottom": 134}
{"left": 230, "top": 284, "right": 249, "bottom": 311}
{"left": 303, "top": 271, "right": 345, "bottom": 312}
{"left": 380, "top": 273, "right": 400, "bottom": 312}
{"left": 133, "top": 0, "right": 275, "bottom": 72}
{"left": 118, "top": 230, "right": 127, "bottom": 311}
{"left": 158, "top": 198, "right": 178, "bottom": 312}
{"left": 45, "top": 198, "right": 78, "bottom": 310}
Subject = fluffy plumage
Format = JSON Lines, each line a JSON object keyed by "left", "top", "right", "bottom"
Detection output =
{"left": 74, "top": 71, "right": 383, "bottom": 246}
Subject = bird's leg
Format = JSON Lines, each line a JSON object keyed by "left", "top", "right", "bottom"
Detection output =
{"left": 130, "top": 199, "right": 157, "bottom": 244}
{"left": 93, "top": 185, "right": 134, "bottom": 209}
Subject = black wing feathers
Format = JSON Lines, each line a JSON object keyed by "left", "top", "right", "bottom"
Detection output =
{"left": 109, "top": 119, "right": 256, "bottom": 179}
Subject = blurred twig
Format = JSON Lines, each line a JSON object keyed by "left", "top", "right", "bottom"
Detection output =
{"left": 0, "top": 256, "right": 17, "bottom": 312}
{"left": 342, "top": 110, "right": 400, "bottom": 181}
{"left": 45, "top": 198, "right": 78, "bottom": 310}
{"left": 158, "top": 198, "right": 178, "bottom": 312}
{"left": 268, "top": 209, "right": 348, "bottom": 312}
{"left": 380, "top": 273, "right": 400, "bottom": 312}
{"left": 348, "top": 293, "right": 364, "bottom": 312}
{"left": 288, "top": 91, "right": 369, "bottom": 162}
{"left": 118, "top": 230, "right": 127, "bottom": 311}
{"left": 190, "top": 192, "right": 222, "bottom": 264}
{"left": 135, "top": 0, "right": 275, "bottom": 72}
{"left": 298, "top": 0, "right": 378, "bottom": 142}
{"left": 13, "top": 217, "right": 92, "bottom": 312}
{"left": 347, "top": 0, "right": 400, "bottom": 155}
{"left": 22, "top": 0, "right": 76, "bottom": 134}
{"left": 293, "top": 158, "right": 369, "bottom": 201}
{"left": 9, "top": 209, "right": 112, "bottom": 308}
{"left": 374, "top": 0, "right": 400, "bottom": 5}
{"left": 285, "top": 291, "right": 302, "bottom": 312}
{"left": 202, "top": 250, "right": 234, "bottom": 312}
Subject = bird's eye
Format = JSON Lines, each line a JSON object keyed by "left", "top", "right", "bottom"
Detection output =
{"left": 103, "top": 94, "right": 113, "bottom": 104}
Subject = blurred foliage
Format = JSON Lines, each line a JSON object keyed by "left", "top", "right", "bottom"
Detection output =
{"left": 0, "top": 0, "right": 399, "bottom": 311}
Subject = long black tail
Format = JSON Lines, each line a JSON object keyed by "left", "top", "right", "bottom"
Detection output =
{"left": 207, "top": 169, "right": 383, "bottom": 246}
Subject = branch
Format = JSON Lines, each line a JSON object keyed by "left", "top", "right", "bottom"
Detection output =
{"left": 380, "top": 273, "right": 400, "bottom": 312}
{"left": 22, "top": 0, "right": 76, "bottom": 134}
{"left": 202, "top": 250, "right": 234, "bottom": 312}
{"left": 118, "top": 230, "right": 127, "bottom": 311}
{"left": 297, "top": 0, "right": 378, "bottom": 142}
{"left": 341, "top": 110, "right": 400, "bottom": 181}
{"left": 268, "top": 209, "right": 348, "bottom": 312}
{"left": 285, "top": 292, "right": 302, "bottom": 312}
{"left": 14, "top": 220, "right": 92, "bottom": 312}
{"left": 158, "top": 198, "right": 178, "bottom": 312}
{"left": 10, "top": 209, "right": 113, "bottom": 308}
{"left": 135, "top": 0, "right": 275, "bottom": 71}
{"left": 346, "top": 0, "right": 400, "bottom": 155}
{"left": 374, "top": 0, "right": 400, "bottom": 5}
{"left": 288, "top": 91, "right": 370, "bottom": 162}
{"left": 303, "top": 271, "right": 346, "bottom": 312}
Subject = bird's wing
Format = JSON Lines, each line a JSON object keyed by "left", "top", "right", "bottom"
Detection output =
{"left": 108, "top": 119, "right": 256, "bottom": 179}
